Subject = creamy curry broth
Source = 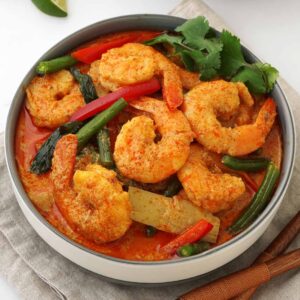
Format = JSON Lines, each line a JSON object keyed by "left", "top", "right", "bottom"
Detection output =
{"left": 14, "top": 30, "right": 283, "bottom": 261}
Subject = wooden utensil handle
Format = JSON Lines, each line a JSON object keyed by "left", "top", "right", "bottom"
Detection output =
{"left": 267, "top": 248, "right": 300, "bottom": 277}
{"left": 179, "top": 249, "right": 300, "bottom": 300}
{"left": 233, "top": 211, "right": 300, "bottom": 300}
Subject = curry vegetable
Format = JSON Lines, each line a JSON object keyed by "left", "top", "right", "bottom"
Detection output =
{"left": 76, "top": 98, "right": 128, "bottom": 151}
{"left": 222, "top": 155, "right": 270, "bottom": 172}
{"left": 176, "top": 241, "right": 210, "bottom": 257}
{"left": 97, "top": 127, "right": 114, "bottom": 168}
{"left": 229, "top": 162, "right": 280, "bottom": 234}
{"left": 30, "top": 121, "right": 83, "bottom": 174}
{"left": 70, "top": 67, "right": 98, "bottom": 103}
{"left": 36, "top": 55, "right": 77, "bottom": 75}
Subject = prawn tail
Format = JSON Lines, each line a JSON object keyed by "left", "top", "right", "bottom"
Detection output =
{"left": 162, "top": 75, "right": 184, "bottom": 110}
{"left": 256, "top": 98, "right": 277, "bottom": 131}
{"left": 51, "top": 134, "right": 78, "bottom": 190}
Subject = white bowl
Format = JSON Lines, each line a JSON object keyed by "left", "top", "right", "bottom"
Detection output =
{"left": 4, "top": 14, "right": 296, "bottom": 284}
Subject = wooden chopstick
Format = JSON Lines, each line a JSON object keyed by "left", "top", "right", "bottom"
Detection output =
{"left": 178, "top": 211, "right": 300, "bottom": 300}
{"left": 233, "top": 211, "right": 300, "bottom": 300}
{"left": 178, "top": 249, "right": 300, "bottom": 300}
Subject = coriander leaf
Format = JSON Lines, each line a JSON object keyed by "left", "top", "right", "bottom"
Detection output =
{"left": 179, "top": 51, "right": 197, "bottom": 72}
{"left": 175, "top": 16, "right": 210, "bottom": 41}
{"left": 220, "top": 30, "right": 246, "bottom": 78}
{"left": 232, "top": 65, "right": 266, "bottom": 94}
{"left": 200, "top": 68, "right": 219, "bottom": 81}
{"left": 175, "top": 16, "right": 222, "bottom": 53}
{"left": 254, "top": 63, "right": 279, "bottom": 92}
{"left": 181, "top": 49, "right": 221, "bottom": 80}
{"left": 144, "top": 33, "right": 183, "bottom": 47}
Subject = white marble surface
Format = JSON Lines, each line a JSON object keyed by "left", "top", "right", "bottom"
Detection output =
{"left": 0, "top": 0, "right": 299, "bottom": 298}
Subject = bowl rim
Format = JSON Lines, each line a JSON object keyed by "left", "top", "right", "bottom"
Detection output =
{"left": 4, "top": 14, "right": 296, "bottom": 266}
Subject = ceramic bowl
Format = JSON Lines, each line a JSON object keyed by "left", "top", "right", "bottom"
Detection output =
{"left": 4, "top": 14, "right": 296, "bottom": 284}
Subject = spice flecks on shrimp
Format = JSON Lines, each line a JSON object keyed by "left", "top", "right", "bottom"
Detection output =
{"left": 183, "top": 80, "right": 277, "bottom": 156}
{"left": 178, "top": 144, "right": 245, "bottom": 213}
{"left": 26, "top": 70, "right": 85, "bottom": 129}
{"left": 114, "top": 97, "right": 194, "bottom": 183}
{"left": 51, "top": 134, "right": 132, "bottom": 244}
{"left": 91, "top": 43, "right": 183, "bottom": 110}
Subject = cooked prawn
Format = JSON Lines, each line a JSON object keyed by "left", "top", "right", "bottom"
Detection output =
{"left": 51, "top": 134, "right": 132, "bottom": 244}
{"left": 183, "top": 80, "right": 277, "bottom": 156}
{"left": 176, "top": 66, "right": 201, "bottom": 90}
{"left": 114, "top": 97, "right": 194, "bottom": 183}
{"left": 91, "top": 43, "right": 183, "bottom": 110}
{"left": 26, "top": 70, "right": 85, "bottom": 129}
{"left": 177, "top": 144, "right": 245, "bottom": 213}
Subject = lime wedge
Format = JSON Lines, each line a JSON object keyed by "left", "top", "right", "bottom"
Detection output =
{"left": 31, "top": 0, "right": 68, "bottom": 17}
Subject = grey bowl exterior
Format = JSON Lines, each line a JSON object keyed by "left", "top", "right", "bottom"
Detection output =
{"left": 4, "top": 15, "right": 296, "bottom": 284}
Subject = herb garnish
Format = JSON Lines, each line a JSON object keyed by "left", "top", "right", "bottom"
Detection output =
{"left": 145, "top": 16, "right": 278, "bottom": 94}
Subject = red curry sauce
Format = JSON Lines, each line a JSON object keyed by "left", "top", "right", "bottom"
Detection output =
{"left": 14, "top": 30, "right": 283, "bottom": 261}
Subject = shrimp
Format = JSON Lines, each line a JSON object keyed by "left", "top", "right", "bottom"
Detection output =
{"left": 114, "top": 97, "right": 194, "bottom": 183}
{"left": 177, "top": 144, "right": 245, "bottom": 213}
{"left": 183, "top": 80, "right": 277, "bottom": 156}
{"left": 90, "top": 43, "right": 183, "bottom": 110}
{"left": 51, "top": 134, "right": 132, "bottom": 244}
{"left": 26, "top": 70, "right": 85, "bottom": 129}
{"left": 176, "top": 66, "right": 201, "bottom": 90}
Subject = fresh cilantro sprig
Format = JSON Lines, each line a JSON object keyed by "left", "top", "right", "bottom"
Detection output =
{"left": 144, "top": 16, "right": 278, "bottom": 94}
{"left": 220, "top": 31, "right": 278, "bottom": 93}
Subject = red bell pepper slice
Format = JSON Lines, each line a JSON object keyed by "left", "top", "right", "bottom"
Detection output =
{"left": 70, "top": 78, "right": 161, "bottom": 122}
{"left": 161, "top": 219, "right": 213, "bottom": 255}
{"left": 71, "top": 31, "right": 162, "bottom": 64}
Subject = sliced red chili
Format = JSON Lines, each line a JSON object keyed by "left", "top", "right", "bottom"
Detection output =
{"left": 70, "top": 78, "right": 161, "bottom": 122}
{"left": 161, "top": 219, "right": 213, "bottom": 255}
{"left": 71, "top": 31, "right": 162, "bottom": 64}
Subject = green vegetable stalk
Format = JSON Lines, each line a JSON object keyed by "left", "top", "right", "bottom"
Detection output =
{"left": 222, "top": 155, "right": 270, "bottom": 172}
{"left": 97, "top": 127, "right": 114, "bottom": 168}
{"left": 36, "top": 55, "right": 77, "bottom": 75}
{"left": 76, "top": 98, "right": 127, "bottom": 151}
{"left": 176, "top": 241, "right": 210, "bottom": 257}
{"left": 229, "top": 162, "right": 280, "bottom": 234}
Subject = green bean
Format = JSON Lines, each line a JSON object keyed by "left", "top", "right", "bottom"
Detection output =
{"left": 164, "top": 176, "right": 182, "bottom": 197}
{"left": 97, "top": 127, "right": 114, "bottom": 168}
{"left": 229, "top": 162, "right": 280, "bottom": 234}
{"left": 145, "top": 225, "right": 157, "bottom": 237}
{"left": 176, "top": 241, "right": 210, "bottom": 257}
{"left": 36, "top": 55, "right": 77, "bottom": 75}
{"left": 76, "top": 98, "right": 127, "bottom": 152}
{"left": 222, "top": 155, "right": 270, "bottom": 172}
